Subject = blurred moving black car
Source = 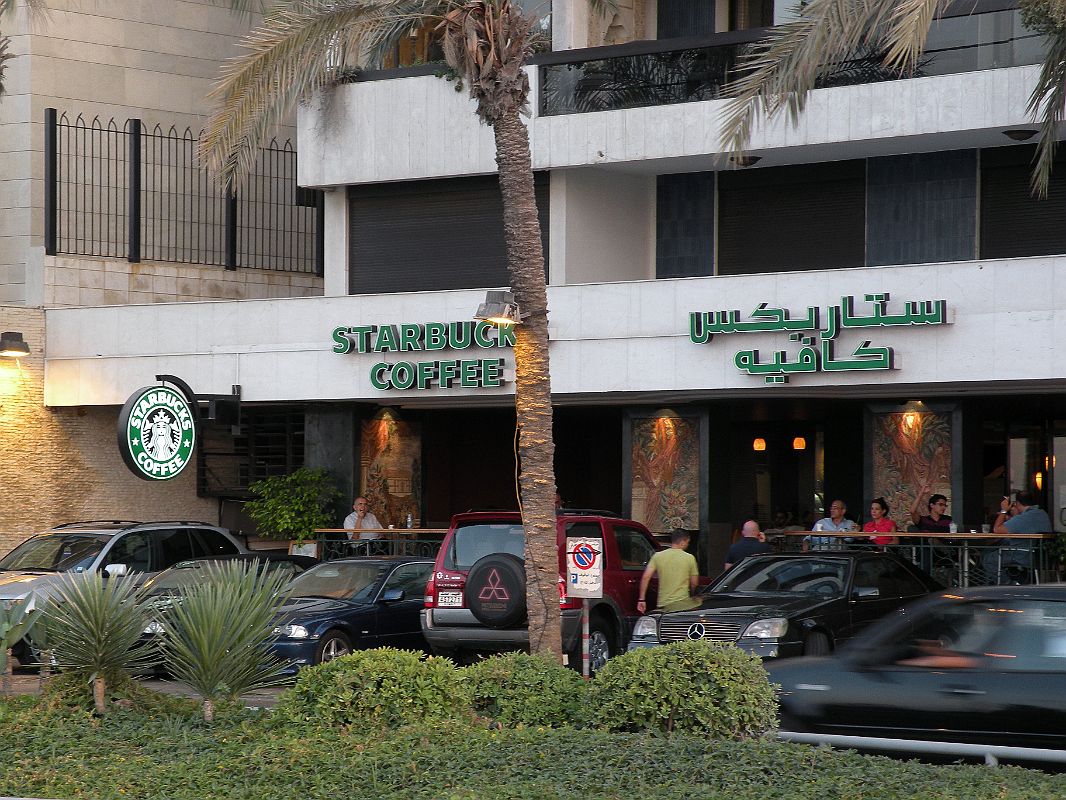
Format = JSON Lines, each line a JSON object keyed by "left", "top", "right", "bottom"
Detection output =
{"left": 628, "top": 552, "right": 941, "bottom": 658}
{"left": 769, "top": 586, "right": 1066, "bottom": 749}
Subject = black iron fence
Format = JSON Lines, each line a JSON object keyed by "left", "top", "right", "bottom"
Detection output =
{"left": 537, "top": 5, "right": 1045, "bottom": 116}
{"left": 44, "top": 108, "right": 323, "bottom": 274}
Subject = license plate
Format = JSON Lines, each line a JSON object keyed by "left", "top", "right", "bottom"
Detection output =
{"left": 437, "top": 591, "right": 463, "bottom": 607}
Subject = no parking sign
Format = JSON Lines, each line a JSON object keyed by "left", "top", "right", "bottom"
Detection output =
{"left": 566, "top": 537, "right": 603, "bottom": 599}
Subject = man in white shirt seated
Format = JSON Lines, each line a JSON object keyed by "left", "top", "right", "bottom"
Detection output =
{"left": 342, "top": 496, "right": 383, "bottom": 540}
{"left": 803, "top": 499, "right": 856, "bottom": 551}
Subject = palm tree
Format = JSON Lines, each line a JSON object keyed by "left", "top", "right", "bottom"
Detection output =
{"left": 721, "top": 0, "right": 1066, "bottom": 197}
{"left": 201, "top": 0, "right": 614, "bottom": 661}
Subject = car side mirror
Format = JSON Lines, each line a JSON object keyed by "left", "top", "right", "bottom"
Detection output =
{"left": 852, "top": 586, "right": 880, "bottom": 600}
{"left": 381, "top": 588, "right": 405, "bottom": 603}
{"left": 104, "top": 563, "right": 128, "bottom": 579}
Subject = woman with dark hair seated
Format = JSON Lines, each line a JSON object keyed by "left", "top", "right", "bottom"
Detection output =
{"left": 864, "top": 497, "right": 898, "bottom": 547}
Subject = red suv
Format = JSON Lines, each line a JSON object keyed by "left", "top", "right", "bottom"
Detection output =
{"left": 421, "top": 510, "right": 663, "bottom": 671}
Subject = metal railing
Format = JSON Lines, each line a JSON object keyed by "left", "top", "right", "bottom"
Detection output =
{"left": 537, "top": 5, "right": 1045, "bottom": 116}
{"left": 770, "top": 531, "right": 1058, "bottom": 588}
{"left": 44, "top": 109, "right": 323, "bottom": 274}
{"left": 314, "top": 528, "right": 447, "bottom": 561}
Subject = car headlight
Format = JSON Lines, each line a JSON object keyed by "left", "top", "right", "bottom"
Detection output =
{"left": 273, "top": 624, "right": 310, "bottom": 639}
{"left": 742, "top": 618, "right": 789, "bottom": 639}
{"left": 143, "top": 620, "right": 166, "bottom": 635}
{"left": 631, "top": 615, "right": 658, "bottom": 639}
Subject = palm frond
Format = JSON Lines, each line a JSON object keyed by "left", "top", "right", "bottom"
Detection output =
{"left": 881, "top": 0, "right": 950, "bottom": 73}
{"left": 1027, "top": 25, "right": 1066, "bottom": 197}
{"left": 720, "top": 0, "right": 903, "bottom": 158}
{"left": 0, "top": 33, "right": 13, "bottom": 98}
{"left": 161, "top": 561, "right": 293, "bottom": 715}
{"left": 200, "top": 0, "right": 444, "bottom": 189}
{"left": 42, "top": 572, "right": 158, "bottom": 680}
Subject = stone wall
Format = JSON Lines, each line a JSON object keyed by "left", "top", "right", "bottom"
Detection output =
{"left": 0, "top": 304, "right": 215, "bottom": 552}
{"left": 42, "top": 255, "right": 323, "bottom": 306}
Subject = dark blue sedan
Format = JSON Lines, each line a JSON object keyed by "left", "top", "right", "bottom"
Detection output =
{"left": 271, "top": 556, "right": 434, "bottom": 672}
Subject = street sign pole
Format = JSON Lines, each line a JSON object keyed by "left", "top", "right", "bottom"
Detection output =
{"left": 582, "top": 598, "right": 590, "bottom": 678}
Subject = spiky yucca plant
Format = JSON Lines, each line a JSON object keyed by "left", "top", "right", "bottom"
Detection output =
{"left": 160, "top": 560, "right": 292, "bottom": 722}
{"left": 722, "top": 0, "right": 1066, "bottom": 197}
{"left": 42, "top": 572, "right": 158, "bottom": 714}
{"left": 0, "top": 600, "right": 41, "bottom": 692}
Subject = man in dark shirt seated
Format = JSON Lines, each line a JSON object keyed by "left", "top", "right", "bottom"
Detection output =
{"left": 724, "top": 520, "right": 774, "bottom": 571}
{"left": 910, "top": 493, "right": 953, "bottom": 533}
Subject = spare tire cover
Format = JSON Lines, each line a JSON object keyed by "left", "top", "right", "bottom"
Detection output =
{"left": 465, "top": 553, "right": 527, "bottom": 629}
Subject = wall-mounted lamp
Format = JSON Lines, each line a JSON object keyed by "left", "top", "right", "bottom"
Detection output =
{"left": 752, "top": 438, "right": 766, "bottom": 452}
{"left": 1036, "top": 471, "right": 1044, "bottom": 491}
{"left": 475, "top": 290, "right": 521, "bottom": 326}
{"left": 1003, "top": 129, "right": 1038, "bottom": 142}
{"left": 0, "top": 331, "right": 30, "bottom": 358}
{"left": 792, "top": 436, "right": 807, "bottom": 451}
{"left": 729, "top": 155, "right": 761, "bottom": 167}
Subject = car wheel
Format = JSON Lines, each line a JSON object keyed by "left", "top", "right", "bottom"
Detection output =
{"left": 314, "top": 630, "right": 352, "bottom": 665}
{"left": 778, "top": 711, "right": 810, "bottom": 733}
{"left": 803, "top": 631, "right": 831, "bottom": 656}
{"left": 587, "top": 618, "right": 616, "bottom": 675}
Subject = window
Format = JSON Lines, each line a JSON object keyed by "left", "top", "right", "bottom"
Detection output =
{"left": 382, "top": 563, "right": 433, "bottom": 597}
{"left": 103, "top": 533, "right": 155, "bottom": 574}
{"left": 157, "top": 530, "right": 194, "bottom": 568}
{"left": 191, "top": 529, "right": 240, "bottom": 558}
{"left": 446, "top": 522, "right": 525, "bottom": 571}
{"left": 613, "top": 526, "right": 656, "bottom": 571}
{"left": 855, "top": 558, "right": 928, "bottom": 598}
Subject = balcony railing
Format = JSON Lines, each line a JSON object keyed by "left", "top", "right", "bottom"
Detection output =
{"left": 536, "top": 3, "right": 1045, "bottom": 117}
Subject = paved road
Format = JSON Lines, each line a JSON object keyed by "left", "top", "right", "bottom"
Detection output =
{"left": 2, "top": 671, "right": 283, "bottom": 708}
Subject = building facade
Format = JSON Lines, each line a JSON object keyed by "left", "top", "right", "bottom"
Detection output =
{"left": 8, "top": 1, "right": 1066, "bottom": 570}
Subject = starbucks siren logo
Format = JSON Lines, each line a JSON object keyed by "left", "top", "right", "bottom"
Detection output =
{"left": 118, "top": 386, "right": 196, "bottom": 481}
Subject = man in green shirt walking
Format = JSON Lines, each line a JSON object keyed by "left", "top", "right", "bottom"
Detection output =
{"left": 636, "top": 530, "right": 699, "bottom": 613}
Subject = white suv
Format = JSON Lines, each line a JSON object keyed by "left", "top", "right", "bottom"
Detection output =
{"left": 0, "top": 520, "right": 246, "bottom": 663}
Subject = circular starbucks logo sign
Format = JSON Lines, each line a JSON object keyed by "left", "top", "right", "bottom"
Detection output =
{"left": 117, "top": 386, "right": 196, "bottom": 481}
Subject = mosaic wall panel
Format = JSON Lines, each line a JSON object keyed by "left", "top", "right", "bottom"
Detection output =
{"left": 631, "top": 415, "right": 699, "bottom": 533}
{"left": 871, "top": 411, "right": 952, "bottom": 530}
{"left": 360, "top": 415, "right": 422, "bottom": 528}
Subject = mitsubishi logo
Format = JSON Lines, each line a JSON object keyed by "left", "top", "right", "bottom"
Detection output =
{"left": 686, "top": 623, "right": 707, "bottom": 640}
{"left": 478, "top": 568, "right": 510, "bottom": 601}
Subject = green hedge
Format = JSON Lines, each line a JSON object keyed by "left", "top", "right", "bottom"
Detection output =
{"left": 0, "top": 700, "right": 1060, "bottom": 800}
{"left": 465, "top": 652, "right": 589, "bottom": 728}
{"left": 589, "top": 641, "right": 778, "bottom": 738}
{"left": 275, "top": 647, "right": 471, "bottom": 729}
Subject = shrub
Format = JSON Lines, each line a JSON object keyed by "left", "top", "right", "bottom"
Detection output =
{"left": 161, "top": 561, "right": 293, "bottom": 722}
{"left": 39, "top": 672, "right": 200, "bottom": 717}
{"left": 588, "top": 641, "right": 777, "bottom": 738}
{"left": 244, "top": 467, "right": 341, "bottom": 542}
{"left": 464, "top": 652, "right": 589, "bottom": 728}
{"left": 41, "top": 572, "right": 157, "bottom": 714}
{"left": 276, "top": 647, "right": 471, "bottom": 730}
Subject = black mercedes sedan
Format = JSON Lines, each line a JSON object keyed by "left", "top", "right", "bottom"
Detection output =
{"left": 769, "top": 585, "right": 1066, "bottom": 749}
{"left": 627, "top": 552, "right": 941, "bottom": 658}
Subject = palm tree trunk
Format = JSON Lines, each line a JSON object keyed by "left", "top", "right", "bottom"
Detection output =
{"left": 203, "top": 698, "right": 215, "bottom": 723}
{"left": 93, "top": 675, "right": 106, "bottom": 715}
{"left": 491, "top": 110, "right": 562, "bottom": 663}
{"left": 1, "top": 647, "right": 10, "bottom": 694}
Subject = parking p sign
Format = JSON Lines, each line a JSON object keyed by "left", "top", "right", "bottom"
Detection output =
{"left": 566, "top": 537, "right": 603, "bottom": 599}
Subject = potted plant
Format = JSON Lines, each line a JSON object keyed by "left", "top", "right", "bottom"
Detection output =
{"left": 244, "top": 467, "right": 341, "bottom": 556}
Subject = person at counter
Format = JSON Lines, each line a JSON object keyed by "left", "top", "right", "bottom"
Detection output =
{"left": 910, "top": 493, "right": 952, "bottom": 533}
{"left": 724, "top": 520, "right": 774, "bottom": 570}
{"left": 343, "top": 496, "right": 383, "bottom": 540}
{"left": 863, "top": 497, "right": 898, "bottom": 546}
{"left": 803, "top": 500, "right": 856, "bottom": 551}
{"left": 984, "top": 490, "right": 1052, "bottom": 584}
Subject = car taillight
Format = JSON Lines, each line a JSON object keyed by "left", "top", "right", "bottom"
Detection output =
{"left": 558, "top": 576, "right": 582, "bottom": 610}
{"left": 424, "top": 573, "right": 437, "bottom": 608}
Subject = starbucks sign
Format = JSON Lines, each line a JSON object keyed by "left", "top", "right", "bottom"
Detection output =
{"left": 117, "top": 385, "right": 196, "bottom": 481}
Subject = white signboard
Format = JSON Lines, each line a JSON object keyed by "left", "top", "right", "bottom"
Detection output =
{"left": 565, "top": 537, "right": 603, "bottom": 599}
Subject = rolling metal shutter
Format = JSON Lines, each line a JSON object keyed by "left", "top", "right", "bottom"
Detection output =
{"left": 717, "top": 160, "right": 865, "bottom": 275}
{"left": 348, "top": 173, "right": 549, "bottom": 295}
{"left": 981, "top": 145, "right": 1066, "bottom": 258}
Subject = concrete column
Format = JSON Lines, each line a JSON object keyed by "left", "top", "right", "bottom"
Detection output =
{"left": 304, "top": 404, "right": 357, "bottom": 523}
{"left": 323, "top": 189, "right": 349, "bottom": 297}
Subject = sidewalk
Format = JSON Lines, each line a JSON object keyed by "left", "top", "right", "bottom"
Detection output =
{"left": 1, "top": 672, "right": 283, "bottom": 708}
